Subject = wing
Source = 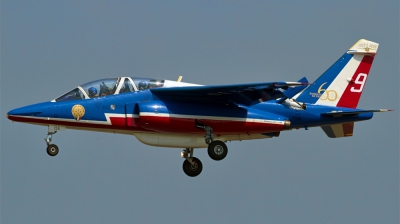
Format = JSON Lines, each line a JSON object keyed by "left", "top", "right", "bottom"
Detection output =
{"left": 150, "top": 81, "right": 309, "bottom": 106}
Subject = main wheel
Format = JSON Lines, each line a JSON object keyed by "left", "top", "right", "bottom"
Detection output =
{"left": 182, "top": 157, "right": 203, "bottom": 177}
{"left": 208, "top": 140, "right": 228, "bottom": 161}
{"left": 46, "top": 144, "right": 59, "bottom": 156}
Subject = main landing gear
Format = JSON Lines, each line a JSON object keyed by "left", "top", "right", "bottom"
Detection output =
{"left": 45, "top": 131, "right": 59, "bottom": 156}
{"left": 180, "top": 120, "right": 229, "bottom": 177}
{"left": 207, "top": 140, "right": 228, "bottom": 161}
{"left": 195, "top": 119, "right": 228, "bottom": 161}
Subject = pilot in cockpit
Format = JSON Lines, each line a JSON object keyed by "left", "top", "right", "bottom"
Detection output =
{"left": 99, "top": 82, "right": 110, "bottom": 96}
{"left": 88, "top": 87, "right": 98, "bottom": 98}
{"left": 120, "top": 81, "right": 131, "bottom": 93}
{"left": 138, "top": 81, "right": 149, "bottom": 90}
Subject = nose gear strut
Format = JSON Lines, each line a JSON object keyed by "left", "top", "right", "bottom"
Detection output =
{"left": 45, "top": 133, "right": 55, "bottom": 146}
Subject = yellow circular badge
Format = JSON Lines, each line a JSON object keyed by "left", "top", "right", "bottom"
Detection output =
{"left": 71, "top": 104, "right": 85, "bottom": 121}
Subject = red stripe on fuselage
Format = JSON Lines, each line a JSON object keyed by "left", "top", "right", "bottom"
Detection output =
{"left": 108, "top": 116, "right": 127, "bottom": 127}
{"left": 139, "top": 115, "right": 285, "bottom": 134}
{"left": 337, "top": 55, "right": 374, "bottom": 108}
{"left": 9, "top": 115, "right": 285, "bottom": 135}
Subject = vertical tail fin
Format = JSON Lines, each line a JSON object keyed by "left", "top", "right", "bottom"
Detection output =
{"left": 294, "top": 39, "right": 379, "bottom": 108}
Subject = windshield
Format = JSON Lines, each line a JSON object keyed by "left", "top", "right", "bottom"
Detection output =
{"left": 55, "top": 88, "right": 86, "bottom": 102}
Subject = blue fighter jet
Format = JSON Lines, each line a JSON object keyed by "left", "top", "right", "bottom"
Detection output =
{"left": 7, "top": 39, "right": 391, "bottom": 177}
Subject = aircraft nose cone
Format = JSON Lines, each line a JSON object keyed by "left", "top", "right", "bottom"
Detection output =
{"left": 7, "top": 108, "right": 25, "bottom": 121}
{"left": 7, "top": 108, "right": 17, "bottom": 120}
{"left": 7, "top": 102, "right": 48, "bottom": 121}
{"left": 7, "top": 109, "right": 18, "bottom": 121}
{"left": 8, "top": 107, "right": 36, "bottom": 117}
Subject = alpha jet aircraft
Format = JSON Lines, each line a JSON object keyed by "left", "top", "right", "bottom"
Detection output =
{"left": 7, "top": 39, "right": 391, "bottom": 177}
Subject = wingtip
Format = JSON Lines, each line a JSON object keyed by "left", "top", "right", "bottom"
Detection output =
{"left": 378, "top": 109, "right": 393, "bottom": 112}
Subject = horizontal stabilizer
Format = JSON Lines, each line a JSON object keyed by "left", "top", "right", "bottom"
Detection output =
{"left": 321, "top": 122, "right": 354, "bottom": 138}
{"left": 321, "top": 109, "right": 392, "bottom": 117}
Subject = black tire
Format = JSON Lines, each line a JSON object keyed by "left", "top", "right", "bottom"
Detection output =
{"left": 182, "top": 157, "right": 203, "bottom": 177}
{"left": 46, "top": 144, "right": 59, "bottom": 156}
{"left": 208, "top": 140, "right": 228, "bottom": 161}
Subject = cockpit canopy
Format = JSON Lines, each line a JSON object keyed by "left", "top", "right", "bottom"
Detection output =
{"left": 55, "top": 77, "right": 165, "bottom": 102}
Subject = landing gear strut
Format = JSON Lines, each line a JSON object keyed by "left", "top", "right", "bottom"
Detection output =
{"left": 181, "top": 148, "right": 203, "bottom": 177}
{"left": 195, "top": 119, "right": 214, "bottom": 144}
{"left": 45, "top": 128, "right": 59, "bottom": 156}
{"left": 195, "top": 120, "right": 228, "bottom": 161}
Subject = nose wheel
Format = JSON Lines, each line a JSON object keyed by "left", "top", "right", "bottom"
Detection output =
{"left": 45, "top": 131, "right": 59, "bottom": 157}
{"left": 182, "top": 157, "right": 203, "bottom": 177}
{"left": 181, "top": 148, "right": 203, "bottom": 177}
{"left": 46, "top": 144, "right": 59, "bottom": 156}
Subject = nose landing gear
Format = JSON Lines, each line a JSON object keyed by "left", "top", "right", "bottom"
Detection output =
{"left": 181, "top": 148, "right": 203, "bottom": 177}
{"left": 45, "top": 126, "right": 59, "bottom": 156}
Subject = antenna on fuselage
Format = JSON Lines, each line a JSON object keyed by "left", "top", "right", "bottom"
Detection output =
{"left": 177, "top": 76, "right": 183, "bottom": 82}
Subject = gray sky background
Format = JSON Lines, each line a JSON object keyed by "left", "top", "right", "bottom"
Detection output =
{"left": 1, "top": 1, "right": 399, "bottom": 223}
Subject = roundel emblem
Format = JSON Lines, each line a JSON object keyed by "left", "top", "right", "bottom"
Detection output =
{"left": 71, "top": 104, "right": 85, "bottom": 121}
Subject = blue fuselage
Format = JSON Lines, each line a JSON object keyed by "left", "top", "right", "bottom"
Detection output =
{"left": 8, "top": 90, "right": 373, "bottom": 135}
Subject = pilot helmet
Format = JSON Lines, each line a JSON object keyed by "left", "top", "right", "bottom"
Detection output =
{"left": 138, "top": 81, "right": 148, "bottom": 90}
{"left": 88, "top": 87, "right": 97, "bottom": 97}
